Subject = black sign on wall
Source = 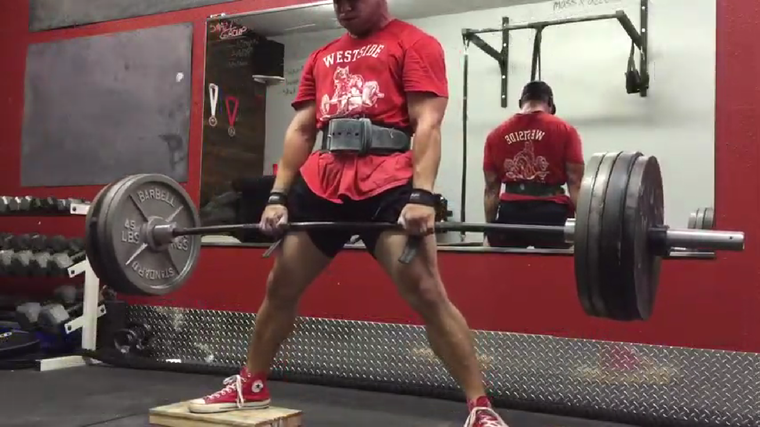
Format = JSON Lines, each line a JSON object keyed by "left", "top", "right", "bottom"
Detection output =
{"left": 200, "top": 19, "right": 284, "bottom": 207}
{"left": 20, "top": 23, "right": 193, "bottom": 187}
{"left": 29, "top": 0, "right": 238, "bottom": 31}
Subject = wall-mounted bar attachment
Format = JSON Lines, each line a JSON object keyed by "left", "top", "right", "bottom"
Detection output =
{"left": 461, "top": 1, "right": 650, "bottom": 107}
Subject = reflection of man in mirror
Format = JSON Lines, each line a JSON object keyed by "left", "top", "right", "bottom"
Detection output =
{"left": 483, "top": 81, "right": 585, "bottom": 248}
{"left": 190, "top": 0, "right": 508, "bottom": 426}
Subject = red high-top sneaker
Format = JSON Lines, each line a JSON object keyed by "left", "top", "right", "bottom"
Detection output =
{"left": 188, "top": 367, "right": 271, "bottom": 414}
{"left": 464, "top": 397, "right": 509, "bottom": 427}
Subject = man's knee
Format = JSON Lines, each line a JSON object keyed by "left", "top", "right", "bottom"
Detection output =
{"left": 264, "top": 268, "right": 304, "bottom": 309}
{"left": 399, "top": 275, "right": 449, "bottom": 315}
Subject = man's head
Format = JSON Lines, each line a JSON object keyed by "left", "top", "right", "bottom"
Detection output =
{"left": 519, "top": 81, "right": 556, "bottom": 114}
{"left": 333, "top": 0, "right": 389, "bottom": 37}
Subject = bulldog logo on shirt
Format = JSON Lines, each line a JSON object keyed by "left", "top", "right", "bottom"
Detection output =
{"left": 320, "top": 66, "right": 385, "bottom": 119}
{"left": 503, "top": 141, "right": 550, "bottom": 181}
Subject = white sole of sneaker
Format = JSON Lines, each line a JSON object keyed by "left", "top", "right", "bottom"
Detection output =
{"left": 188, "top": 399, "right": 271, "bottom": 414}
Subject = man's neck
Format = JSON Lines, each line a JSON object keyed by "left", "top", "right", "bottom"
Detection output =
{"left": 519, "top": 101, "right": 548, "bottom": 114}
{"left": 349, "top": 15, "right": 393, "bottom": 38}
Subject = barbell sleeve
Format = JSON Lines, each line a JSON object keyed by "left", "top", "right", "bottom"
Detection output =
{"left": 664, "top": 229, "right": 744, "bottom": 251}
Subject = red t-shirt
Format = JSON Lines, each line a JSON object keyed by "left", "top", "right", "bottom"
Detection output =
{"left": 292, "top": 19, "right": 448, "bottom": 202}
{"left": 483, "top": 111, "right": 583, "bottom": 206}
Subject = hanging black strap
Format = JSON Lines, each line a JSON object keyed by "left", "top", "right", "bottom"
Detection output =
{"left": 627, "top": 42, "right": 636, "bottom": 72}
{"left": 531, "top": 27, "right": 544, "bottom": 81}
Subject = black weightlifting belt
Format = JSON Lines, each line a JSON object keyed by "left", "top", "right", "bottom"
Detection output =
{"left": 321, "top": 118, "right": 411, "bottom": 155}
{"left": 503, "top": 182, "right": 564, "bottom": 197}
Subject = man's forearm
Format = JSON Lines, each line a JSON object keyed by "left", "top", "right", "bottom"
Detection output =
{"left": 271, "top": 128, "right": 316, "bottom": 193}
{"left": 411, "top": 125, "right": 441, "bottom": 192}
{"left": 484, "top": 191, "right": 499, "bottom": 223}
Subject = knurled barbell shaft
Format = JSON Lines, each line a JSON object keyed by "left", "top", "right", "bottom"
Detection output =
{"left": 157, "top": 220, "right": 744, "bottom": 252}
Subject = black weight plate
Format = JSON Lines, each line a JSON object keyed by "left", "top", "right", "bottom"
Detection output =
{"left": 85, "top": 177, "right": 134, "bottom": 283}
{"left": 599, "top": 151, "right": 643, "bottom": 321}
{"left": 622, "top": 155, "right": 664, "bottom": 321}
{"left": 696, "top": 207, "right": 706, "bottom": 230}
{"left": 585, "top": 152, "right": 622, "bottom": 319}
{"left": 99, "top": 174, "right": 202, "bottom": 296}
{"left": 574, "top": 153, "right": 604, "bottom": 317}
{"left": 703, "top": 207, "right": 715, "bottom": 229}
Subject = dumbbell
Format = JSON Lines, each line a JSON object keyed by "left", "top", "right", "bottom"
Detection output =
{"left": 53, "top": 284, "right": 81, "bottom": 305}
{"left": 17, "top": 196, "right": 35, "bottom": 211}
{"left": 67, "top": 238, "right": 84, "bottom": 255}
{"left": 29, "top": 234, "right": 49, "bottom": 252}
{"left": 114, "top": 323, "right": 154, "bottom": 355}
{"left": 49, "top": 251, "right": 86, "bottom": 277}
{"left": 28, "top": 197, "right": 55, "bottom": 213}
{"left": 30, "top": 250, "right": 84, "bottom": 276}
{"left": 15, "top": 302, "right": 41, "bottom": 331}
{"left": 10, "top": 235, "right": 47, "bottom": 276}
{"left": 0, "top": 249, "right": 16, "bottom": 275}
{"left": 8, "top": 234, "right": 32, "bottom": 251}
{"left": 0, "top": 196, "right": 20, "bottom": 212}
{"left": 38, "top": 302, "right": 83, "bottom": 335}
{"left": 0, "top": 234, "right": 12, "bottom": 249}
{"left": 55, "top": 198, "right": 86, "bottom": 213}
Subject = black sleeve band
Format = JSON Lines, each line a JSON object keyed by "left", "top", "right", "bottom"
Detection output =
{"left": 408, "top": 189, "right": 438, "bottom": 207}
{"left": 266, "top": 191, "right": 288, "bottom": 206}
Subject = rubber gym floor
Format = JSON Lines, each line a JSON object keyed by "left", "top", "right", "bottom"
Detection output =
{"left": 2, "top": 365, "right": 637, "bottom": 427}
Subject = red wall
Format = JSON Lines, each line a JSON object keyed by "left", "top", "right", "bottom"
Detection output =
{"left": 1, "top": 1, "right": 759, "bottom": 353}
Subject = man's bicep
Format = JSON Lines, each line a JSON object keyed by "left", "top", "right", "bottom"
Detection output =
{"left": 288, "top": 101, "right": 318, "bottom": 137}
{"left": 407, "top": 93, "right": 447, "bottom": 131}
{"left": 564, "top": 125, "right": 585, "bottom": 164}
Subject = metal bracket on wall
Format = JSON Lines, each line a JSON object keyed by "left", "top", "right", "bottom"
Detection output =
{"left": 461, "top": 0, "right": 650, "bottom": 108}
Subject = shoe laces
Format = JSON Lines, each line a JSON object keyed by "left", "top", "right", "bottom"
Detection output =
{"left": 464, "top": 407, "right": 508, "bottom": 427}
{"left": 208, "top": 375, "right": 245, "bottom": 408}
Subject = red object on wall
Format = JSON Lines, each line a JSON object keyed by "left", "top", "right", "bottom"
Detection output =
{"left": 0, "top": 0, "right": 758, "bottom": 354}
{"left": 273, "top": 164, "right": 278, "bottom": 175}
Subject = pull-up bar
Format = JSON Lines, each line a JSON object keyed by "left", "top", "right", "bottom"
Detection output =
{"left": 463, "top": 10, "right": 643, "bottom": 49}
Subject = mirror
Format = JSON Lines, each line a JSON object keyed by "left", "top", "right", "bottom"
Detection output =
{"left": 200, "top": 0, "right": 716, "bottom": 250}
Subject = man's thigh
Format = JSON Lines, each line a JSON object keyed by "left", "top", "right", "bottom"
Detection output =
{"left": 354, "top": 182, "right": 412, "bottom": 255}
{"left": 287, "top": 176, "right": 353, "bottom": 258}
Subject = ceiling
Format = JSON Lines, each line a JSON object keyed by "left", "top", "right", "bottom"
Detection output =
{"left": 229, "top": 0, "right": 542, "bottom": 37}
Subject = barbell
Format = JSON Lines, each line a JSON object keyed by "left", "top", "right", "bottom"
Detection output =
{"left": 84, "top": 151, "right": 745, "bottom": 321}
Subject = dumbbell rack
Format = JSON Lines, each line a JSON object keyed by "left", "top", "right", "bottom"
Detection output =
{"left": 37, "top": 201, "right": 106, "bottom": 372}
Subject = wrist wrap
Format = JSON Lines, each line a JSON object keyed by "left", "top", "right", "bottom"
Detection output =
{"left": 408, "top": 189, "right": 438, "bottom": 207}
{"left": 267, "top": 191, "right": 288, "bottom": 206}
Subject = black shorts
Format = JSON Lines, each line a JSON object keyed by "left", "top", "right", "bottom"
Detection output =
{"left": 487, "top": 200, "right": 571, "bottom": 249}
{"left": 288, "top": 175, "right": 412, "bottom": 258}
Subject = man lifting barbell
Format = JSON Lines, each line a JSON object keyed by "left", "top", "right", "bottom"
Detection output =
{"left": 191, "top": 1, "right": 504, "bottom": 425}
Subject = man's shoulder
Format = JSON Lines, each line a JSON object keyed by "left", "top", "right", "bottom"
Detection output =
{"left": 537, "top": 113, "right": 576, "bottom": 131}
{"left": 389, "top": 19, "right": 441, "bottom": 46}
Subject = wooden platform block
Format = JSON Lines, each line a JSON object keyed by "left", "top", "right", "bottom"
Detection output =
{"left": 149, "top": 401, "right": 302, "bottom": 427}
